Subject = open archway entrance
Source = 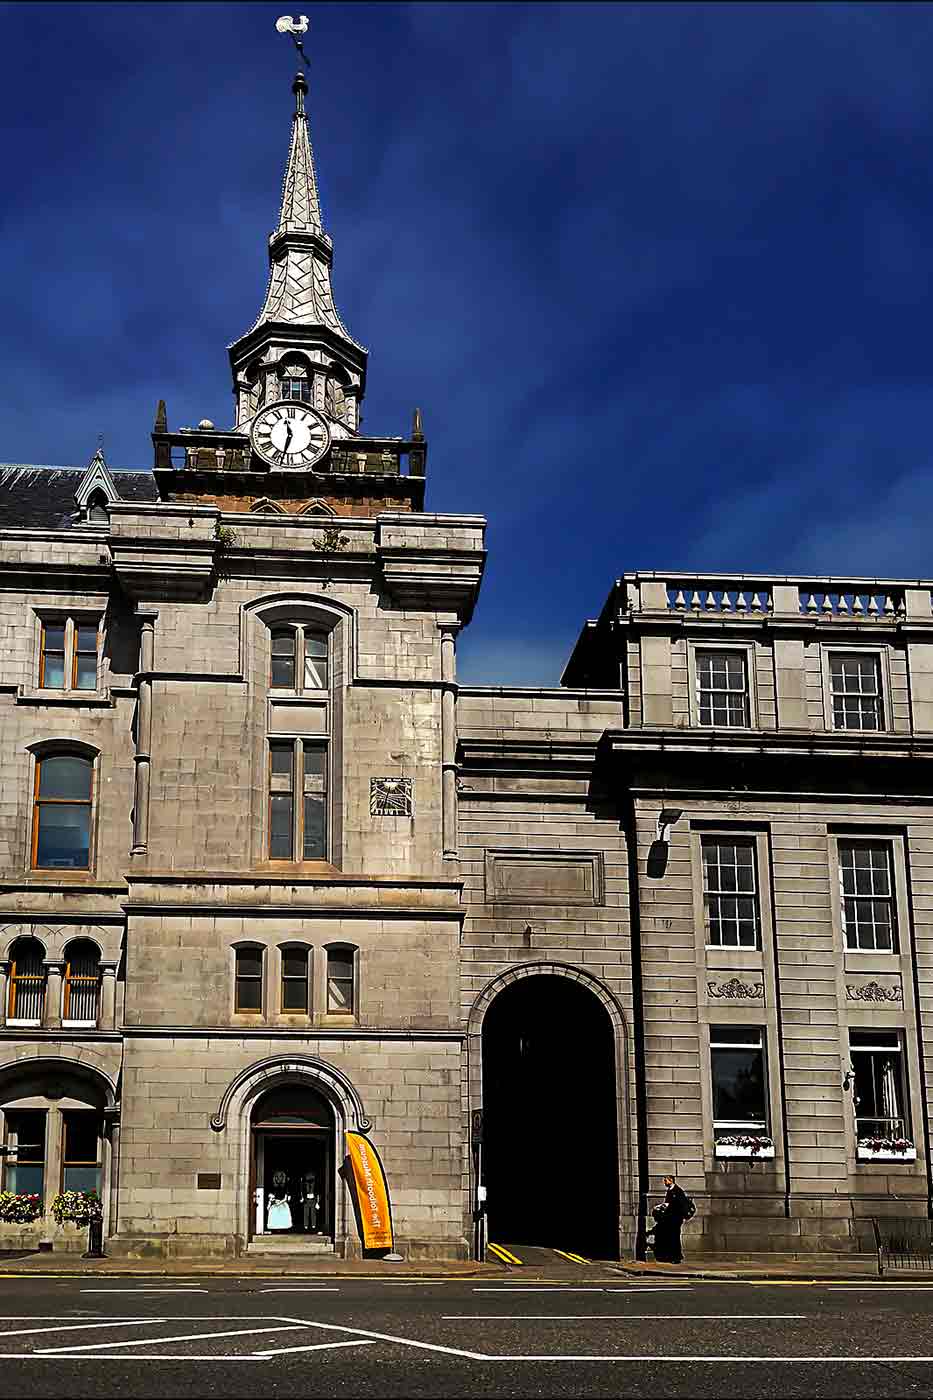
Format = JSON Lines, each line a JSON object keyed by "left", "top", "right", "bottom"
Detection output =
{"left": 249, "top": 1084, "right": 334, "bottom": 1243}
{"left": 481, "top": 974, "right": 619, "bottom": 1259}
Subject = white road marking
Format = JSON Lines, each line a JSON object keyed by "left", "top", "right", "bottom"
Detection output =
{"left": 253, "top": 1338, "right": 379, "bottom": 1357}
{"left": 34, "top": 1324, "right": 309, "bottom": 1355}
{"left": 278, "top": 1316, "right": 487, "bottom": 1361}
{"left": 0, "top": 1320, "right": 164, "bottom": 1339}
{"left": 443, "top": 1314, "right": 807, "bottom": 1321}
{"left": 80, "top": 1289, "right": 207, "bottom": 1295}
{"left": 472, "top": 1287, "right": 607, "bottom": 1293}
{"left": 259, "top": 1288, "right": 340, "bottom": 1293}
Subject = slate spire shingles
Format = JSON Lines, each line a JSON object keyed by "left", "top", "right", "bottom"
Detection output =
{"left": 237, "top": 71, "right": 364, "bottom": 351}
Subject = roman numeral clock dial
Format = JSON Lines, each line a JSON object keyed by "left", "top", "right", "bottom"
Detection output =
{"left": 250, "top": 402, "right": 331, "bottom": 470}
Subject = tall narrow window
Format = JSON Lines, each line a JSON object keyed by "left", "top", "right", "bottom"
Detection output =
{"left": 39, "top": 622, "right": 66, "bottom": 689}
{"left": 270, "top": 630, "right": 296, "bottom": 688}
{"left": 268, "top": 743, "right": 295, "bottom": 859}
{"left": 839, "top": 841, "right": 896, "bottom": 951}
{"left": 302, "top": 744, "right": 327, "bottom": 859}
{"left": 63, "top": 940, "right": 101, "bottom": 1024}
{"left": 830, "top": 654, "right": 883, "bottom": 731}
{"left": 281, "top": 946, "right": 310, "bottom": 1013}
{"left": 702, "top": 838, "right": 760, "bottom": 948}
{"left": 32, "top": 753, "right": 93, "bottom": 869}
{"left": 234, "top": 947, "right": 264, "bottom": 1013}
{"left": 710, "top": 1026, "right": 768, "bottom": 1143}
{"left": 268, "top": 741, "right": 327, "bottom": 861}
{"left": 303, "top": 630, "right": 328, "bottom": 689}
{"left": 850, "top": 1030, "right": 910, "bottom": 1144}
{"left": 73, "top": 625, "right": 99, "bottom": 690}
{"left": 7, "top": 938, "right": 46, "bottom": 1023}
{"left": 2, "top": 1110, "right": 46, "bottom": 1200}
{"left": 61, "top": 1114, "right": 103, "bottom": 1193}
{"left": 696, "top": 650, "right": 749, "bottom": 727}
{"left": 326, "top": 947, "right": 355, "bottom": 1014}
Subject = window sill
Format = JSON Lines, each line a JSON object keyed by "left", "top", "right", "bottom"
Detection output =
{"left": 17, "top": 687, "right": 111, "bottom": 707}
{"left": 62, "top": 1020, "right": 97, "bottom": 1029}
{"left": 6, "top": 1019, "right": 41, "bottom": 1028}
{"left": 857, "top": 1145, "right": 917, "bottom": 1162}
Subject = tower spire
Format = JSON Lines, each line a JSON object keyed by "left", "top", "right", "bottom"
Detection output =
{"left": 234, "top": 66, "right": 364, "bottom": 349}
{"left": 277, "top": 71, "right": 323, "bottom": 236}
{"left": 228, "top": 35, "right": 368, "bottom": 434}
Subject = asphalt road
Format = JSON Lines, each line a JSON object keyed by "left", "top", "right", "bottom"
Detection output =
{"left": 1, "top": 1273, "right": 933, "bottom": 1398}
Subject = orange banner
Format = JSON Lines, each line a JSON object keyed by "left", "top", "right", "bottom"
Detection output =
{"left": 346, "top": 1132, "right": 394, "bottom": 1251}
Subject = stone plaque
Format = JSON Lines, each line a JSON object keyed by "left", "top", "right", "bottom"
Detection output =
{"left": 197, "top": 1173, "right": 222, "bottom": 1190}
{"left": 485, "top": 849, "right": 604, "bottom": 906}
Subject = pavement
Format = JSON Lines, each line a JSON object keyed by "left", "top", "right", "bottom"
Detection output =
{"left": 1, "top": 1272, "right": 933, "bottom": 1397}
{"left": 0, "top": 1243, "right": 897, "bottom": 1281}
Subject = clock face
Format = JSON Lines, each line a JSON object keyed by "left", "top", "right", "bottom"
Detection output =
{"left": 251, "top": 401, "right": 330, "bottom": 470}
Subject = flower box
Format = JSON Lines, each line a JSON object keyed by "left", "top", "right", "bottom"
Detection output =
{"left": 0, "top": 1191, "right": 42, "bottom": 1224}
{"left": 857, "top": 1140, "right": 917, "bottom": 1162}
{"left": 50, "top": 1190, "right": 102, "bottom": 1227}
{"left": 715, "top": 1135, "right": 775, "bottom": 1160}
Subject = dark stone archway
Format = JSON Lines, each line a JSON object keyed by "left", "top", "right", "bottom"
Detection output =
{"left": 481, "top": 974, "right": 619, "bottom": 1259}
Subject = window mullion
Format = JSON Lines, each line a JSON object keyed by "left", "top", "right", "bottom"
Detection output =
{"left": 294, "top": 739, "right": 303, "bottom": 859}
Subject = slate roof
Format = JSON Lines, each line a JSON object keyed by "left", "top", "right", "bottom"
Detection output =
{"left": 0, "top": 464, "right": 159, "bottom": 530}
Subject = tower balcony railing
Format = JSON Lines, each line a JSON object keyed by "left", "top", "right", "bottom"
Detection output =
{"left": 621, "top": 572, "right": 928, "bottom": 624}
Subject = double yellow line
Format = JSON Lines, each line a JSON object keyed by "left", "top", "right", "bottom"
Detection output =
{"left": 553, "top": 1248, "right": 591, "bottom": 1265}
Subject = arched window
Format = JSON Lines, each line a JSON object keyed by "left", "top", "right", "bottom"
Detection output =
{"left": 87, "top": 492, "right": 109, "bottom": 523}
{"left": 8, "top": 937, "right": 46, "bottom": 1023}
{"left": 234, "top": 946, "right": 264, "bottom": 1014}
{"left": 31, "top": 753, "right": 94, "bottom": 870}
{"left": 326, "top": 946, "right": 356, "bottom": 1015}
{"left": 280, "top": 944, "right": 310, "bottom": 1013}
{"left": 63, "top": 940, "right": 101, "bottom": 1024}
{"left": 269, "top": 627, "right": 328, "bottom": 691}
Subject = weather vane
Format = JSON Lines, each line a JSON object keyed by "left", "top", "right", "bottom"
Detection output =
{"left": 275, "top": 15, "right": 310, "bottom": 68}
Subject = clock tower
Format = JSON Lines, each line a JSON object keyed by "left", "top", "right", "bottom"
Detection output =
{"left": 151, "top": 69, "right": 426, "bottom": 513}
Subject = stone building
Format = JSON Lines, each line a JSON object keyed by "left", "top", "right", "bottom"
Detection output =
{"left": 0, "top": 64, "right": 930, "bottom": 1260}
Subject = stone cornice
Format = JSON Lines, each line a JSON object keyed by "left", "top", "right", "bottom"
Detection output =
{"left": 607, "top": 727, "right": 933, "bottom": 761}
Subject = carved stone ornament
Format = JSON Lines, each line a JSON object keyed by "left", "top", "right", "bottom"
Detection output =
{"left": 370, "top": 777, "right": 413, "bottom": 817}
{"left": 846, "top": 980, "right": 902, "bottom": 1003}
{"left": 708, "top": 977, "right": 764, "bottom": 1000}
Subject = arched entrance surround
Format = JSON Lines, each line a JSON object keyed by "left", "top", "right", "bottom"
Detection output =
{"left": 210, "top": 1055, "right": 371, "bottom": 1251}
{"left": 0, "top": 1053, "right": 119, "bottom": 1239}
{"left": 468, "top": 962, "right": 635, "bottom": 1258}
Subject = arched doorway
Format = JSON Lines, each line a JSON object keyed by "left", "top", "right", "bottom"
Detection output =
{"left": 249, "top": 1084, "right": 334, "bottom": 1242}
{"left": 481, "top": 974, "right": 619, "bottom": 1258}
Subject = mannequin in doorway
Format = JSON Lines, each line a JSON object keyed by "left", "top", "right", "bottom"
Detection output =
{"left": 301, "top": 1168, "right": 320, "bottom": 1232}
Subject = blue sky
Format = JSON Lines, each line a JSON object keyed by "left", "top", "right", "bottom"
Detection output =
{"left": 2, "top": 3, "right": 933, "bottom": 684}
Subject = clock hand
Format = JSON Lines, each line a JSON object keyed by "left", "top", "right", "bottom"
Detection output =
{"left": 282, "top": 425, "right": 293, "bottom": 451}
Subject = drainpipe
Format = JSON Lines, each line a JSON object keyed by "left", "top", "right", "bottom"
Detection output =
{"left": 623, "top": 795, "right": 650, "bottom": 1260}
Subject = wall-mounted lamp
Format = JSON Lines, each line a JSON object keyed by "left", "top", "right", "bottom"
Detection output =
{"left": 656, "top": 808, "right": 684, "bottom": 844}
{"left": 842, "top": 1064, "right": 856, "bottom": 1093}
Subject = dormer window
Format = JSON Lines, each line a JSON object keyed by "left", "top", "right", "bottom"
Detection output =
{"left": 87, "top": 492, "right": 109, "bottom": 523}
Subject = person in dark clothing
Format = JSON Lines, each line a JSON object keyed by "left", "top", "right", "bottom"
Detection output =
{"left": 646, "top": 1174, "right": 691, "bottom": 1264}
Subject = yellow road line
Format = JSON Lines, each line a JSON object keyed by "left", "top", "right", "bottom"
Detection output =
{"left": 553, "top": 1249, "right": 591, "bottom": 1265}
{"left": 488, "top": 1243, "right": 523, "bottom": 1266}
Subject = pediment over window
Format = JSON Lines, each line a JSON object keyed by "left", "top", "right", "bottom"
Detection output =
{"left": 250, "top": 498, "right": 288, "bottom": 515}
{"left": 299, "top": 500, "right": 336, "bottom": 517}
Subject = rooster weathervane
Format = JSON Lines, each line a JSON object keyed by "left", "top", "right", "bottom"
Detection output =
{"left": 275, "top": 14, "right": 310, "bottom": 67}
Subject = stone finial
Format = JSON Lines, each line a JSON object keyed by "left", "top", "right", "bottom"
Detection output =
{"left": 412, "top": 407, "right": 425, "bottom": 441}
{"left": 154, "top": 400, "right": 167, "bottom": 432}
